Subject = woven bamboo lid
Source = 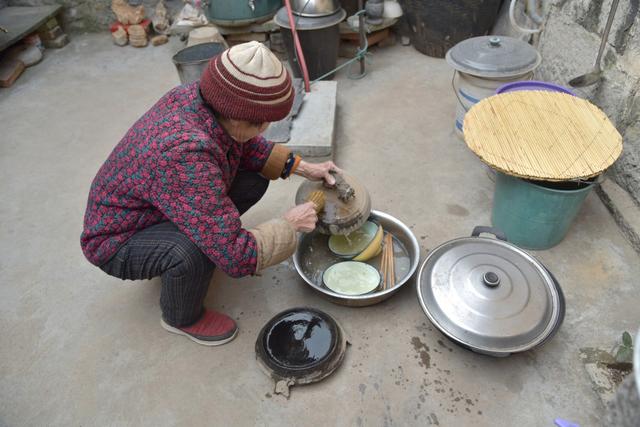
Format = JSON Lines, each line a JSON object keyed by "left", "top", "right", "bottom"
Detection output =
{"left": 463, "top": 91, "right": 623, "bottom": 181}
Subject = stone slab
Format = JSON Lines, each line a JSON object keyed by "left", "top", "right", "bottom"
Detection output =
{"left": 285, "top": 80, "right": 337, "bottom": 157}
{"left": 262, "top": 78, "right": 305, "bottom": 143}
{"left": 262, "top": 117, "right": 293, "bottom": 143}
{"left": 0, "top": 6, "right": 61, "bottom": 52}
{"left": 596, "top": 178, "right": 640, "bottom": 254}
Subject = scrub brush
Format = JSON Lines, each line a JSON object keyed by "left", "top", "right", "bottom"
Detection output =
{"left": 306, "top": 190, "right": 325, "bottom": 213}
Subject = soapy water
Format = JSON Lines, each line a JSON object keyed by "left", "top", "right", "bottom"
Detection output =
{"left": 299, "top": 230, "right": 412, "bottom": 294}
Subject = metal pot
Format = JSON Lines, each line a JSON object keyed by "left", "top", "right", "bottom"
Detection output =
{"left": 172, "top": 42, "right": 226, "bottom": 85}
{"left": 293, "top": 210, "right": 420, "bottom": 307}
{"left": 365, "top": 0, "right": 384, "bottom": 25}
{"left": 274, "top": 6, "right": 346, "bottom": 80}
{"left": 291, "top": 0, "right": 341, "bottom": 17}
{"left": 417, "top": 226, "right": 565, "bottom": 357}
{"left": 274, "top": 6, "right": 346, "bottom": 30}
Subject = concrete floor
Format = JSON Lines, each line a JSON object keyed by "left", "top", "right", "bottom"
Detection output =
{"left": 1, "top": 34, "right": 639, "bottom": 427}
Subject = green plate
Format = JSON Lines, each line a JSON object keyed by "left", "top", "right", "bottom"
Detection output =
{"left": 328, "top": 221, "right": 378, "bottom": 257}
{"left": 323, "top": 261, "right": 381, "bottom": 296}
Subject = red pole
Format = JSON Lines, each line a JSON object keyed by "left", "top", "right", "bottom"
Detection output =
{"left": 283, "top": 0, "right": 311, "bottom": 92}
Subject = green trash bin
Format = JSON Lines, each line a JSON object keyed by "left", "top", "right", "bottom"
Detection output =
{"left": 491, "top": 172, "right": 595, "bottom": 250}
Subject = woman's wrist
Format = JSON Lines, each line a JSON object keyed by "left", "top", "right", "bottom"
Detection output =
{"left": 293, "top": 159, "right": 309, "bottom": 177}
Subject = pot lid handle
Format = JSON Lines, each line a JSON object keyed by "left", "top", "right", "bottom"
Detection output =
{"left": 471, "top": 226, "right": 508, "bottom": 241}
{"left": 275, "top": 379, "right": 295, "bottom": 398}
{"left": 489, "top": 36, "right": 502, "bottom": 47}
{"left": 482, "top": 271, "right": 501, "bottom": 288}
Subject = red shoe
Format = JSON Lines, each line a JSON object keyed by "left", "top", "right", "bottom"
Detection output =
{"left": 161, "top": 310, "right": 238, "bottom": 346}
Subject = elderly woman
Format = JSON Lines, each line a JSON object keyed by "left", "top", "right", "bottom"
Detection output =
{"left": 81, "top": 41, "right": 338, "bottom": 346}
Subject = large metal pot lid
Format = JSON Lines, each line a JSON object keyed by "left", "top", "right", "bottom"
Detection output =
{"left": 445, "top": 36, "right": 541, "bottom": 78}
{"left": 417, "top": 227, "right": 564, "bottom": 356}
{"left": 275, "top": 7, "right": 347, "bottom": 30}
{"left": 255, "top": 307, "right": 347, "bottom": 397}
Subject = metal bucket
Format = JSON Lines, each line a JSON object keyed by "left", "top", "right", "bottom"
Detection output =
{"left": 280, "top": 25, "right": 341, "bottom": 81}
{"left": 172, "top": 42, "right": 225, "bottom": 85}
{"left": 293, "top": 210, "right": 420, "bottom": 307}
{"left": 274, "top": 7, "right": 346, "bottom": 81}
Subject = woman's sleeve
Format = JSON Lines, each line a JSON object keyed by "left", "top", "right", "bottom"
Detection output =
{"left": 149, "top": 156, "right": 259, "bottom": 278}
{"left": 240, "top": 136, "right": 291, "bottom": 180}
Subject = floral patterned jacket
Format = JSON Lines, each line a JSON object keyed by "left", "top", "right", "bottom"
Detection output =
{"left": 81, "top": 82, "right": 290, "bottom": 277}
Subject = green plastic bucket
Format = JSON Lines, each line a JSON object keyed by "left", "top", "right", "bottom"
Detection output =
{"left": 491, "top": 172, "right": 595, "bottom": 250}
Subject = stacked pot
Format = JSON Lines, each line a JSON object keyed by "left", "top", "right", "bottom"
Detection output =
{"left": 274, "top": 0, "right": 347, "bottom": 80}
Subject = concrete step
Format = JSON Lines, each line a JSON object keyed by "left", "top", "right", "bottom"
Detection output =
{"left": 284, "top": 81, "right": 337, "bottom": 157}
{"left": 597, "top": 177, "right": 640, "bottom": 254}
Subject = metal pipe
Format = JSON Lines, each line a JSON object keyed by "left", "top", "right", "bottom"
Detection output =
{"left": 358, "top": 0, "right": 366, "bottom": 75}
{"left": 594, "top": 0, "right": 620, "bottom": 74}
{"left": 526, "top": 0, "right": 543, "bottom": 25}
{"left": 509, "top": 0, "right": 542, "bottom": 34}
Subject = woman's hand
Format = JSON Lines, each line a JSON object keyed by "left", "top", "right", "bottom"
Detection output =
{"left": 283, "top": 202, "right": 318, "bottom": 233}
{"left": 294, "top": 160, "right": 342, "bottom": 186}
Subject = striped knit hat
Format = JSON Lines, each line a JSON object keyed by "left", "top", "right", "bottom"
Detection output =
{"left": 200, "top": 41, "right": 294, "bottom": 123}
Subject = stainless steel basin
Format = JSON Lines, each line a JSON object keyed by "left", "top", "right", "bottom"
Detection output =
{"left": 293, "top": 210, "right": 421, "bottom": 307}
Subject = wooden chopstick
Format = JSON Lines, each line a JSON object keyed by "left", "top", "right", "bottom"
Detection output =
{"left": 380, "top": 235, "right": 387, "bottom": 290}
{"left": 386, "top": 234, "right": 395, "bottom": 289}
{"left": 389, "top": 234, "right": 396, "bottom": 288}
{"left": 378, "top": 232, "right": 395, "bottom": 291}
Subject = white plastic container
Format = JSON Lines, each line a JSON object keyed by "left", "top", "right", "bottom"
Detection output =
{"left": 445, "top": 36, "right": 541, "bottom": 139}
{"left": 453, "top": 71, "right": 533, "bottom": 137}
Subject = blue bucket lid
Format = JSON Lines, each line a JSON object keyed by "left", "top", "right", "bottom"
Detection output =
{"left": 496, "top": 81, "right": 576, "bottom": 96}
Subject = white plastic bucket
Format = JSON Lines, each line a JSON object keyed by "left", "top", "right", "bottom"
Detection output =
{"left": 453, "top": 70, "right": 533, "bottom": 139}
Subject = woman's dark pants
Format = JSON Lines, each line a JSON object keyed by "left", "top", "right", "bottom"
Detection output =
{"left": 100, "top": 171, "right": 268, "bottom": 327}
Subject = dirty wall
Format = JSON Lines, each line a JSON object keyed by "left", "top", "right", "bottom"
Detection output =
{"left": 495, "top": 0, "right": 640, "bottom": 205}
{"left": 5, "top": 0, "right": 182, "bottom": 32}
